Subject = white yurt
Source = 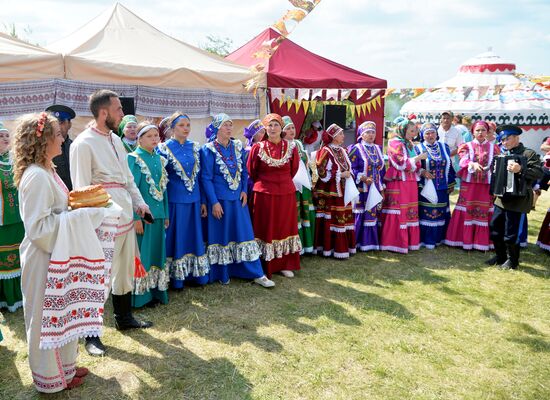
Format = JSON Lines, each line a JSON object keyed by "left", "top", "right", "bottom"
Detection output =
{"left": 401, "top": 51, "right": 550, "bottom": 152}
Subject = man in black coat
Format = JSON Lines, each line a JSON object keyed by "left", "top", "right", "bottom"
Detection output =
{"left": 486, "top": 124, "right": 544, "bottom": 269}
{"left": 46, "top": 104, "right": 76, "bottom": 190}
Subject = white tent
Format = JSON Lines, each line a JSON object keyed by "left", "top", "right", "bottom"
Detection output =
{"left": 0, "top": 33, "right": 64, "bottom": 120}
{"left": 47, "top": 2, "right": 253, "bottom": 93}
{"left": 0, "top": 3, "right": 260, "bottom": 140}
{"left": 0, "top": 32, "right": 64, "bottom": 82}
{"left": 401, "top": 51, "right": 550, "bottom": 152}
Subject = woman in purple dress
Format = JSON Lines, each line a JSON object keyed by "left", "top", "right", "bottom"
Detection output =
{"left": 348, "top": 121, "right": 386, "bottom": 251}
{"left": 243, "top": 120, "right": 265, "bottom": 214}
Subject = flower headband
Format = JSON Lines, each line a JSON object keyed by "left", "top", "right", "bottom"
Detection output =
{"left": 36, "top": 112, "right": 48, "bottom": 138}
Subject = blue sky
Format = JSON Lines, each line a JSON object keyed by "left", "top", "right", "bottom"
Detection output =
{"left": 2, "top": 0, "right": 548, "bottom": 87}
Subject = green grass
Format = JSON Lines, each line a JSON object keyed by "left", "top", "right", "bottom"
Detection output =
{"left": 1, "top": 196, "right": 549, "bottom": 400}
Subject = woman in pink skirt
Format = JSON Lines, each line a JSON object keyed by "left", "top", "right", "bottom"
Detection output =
{"left": 380, "top": 117, "right": 427, "bottom": 253}
{"left": 445, "top": 120, "right": 500, "bottom": 251}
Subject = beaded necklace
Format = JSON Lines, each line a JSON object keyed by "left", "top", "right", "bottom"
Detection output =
{"left": 214, "top": 139, "right": 236, "bottom": 167}
{"left": 258, "top": 139, "right": 295, "bottom": 168}
{"left": 424, "top": 142, "right": 442, "bottom": 161}
{"left": 363, "top": 142, "right": 381, "bottom": 165}
{"left": 205, "top": 139, "right": 243, "bottom": 190}
{"left": 328, "top": 144, "right": 350, "bottom": 171}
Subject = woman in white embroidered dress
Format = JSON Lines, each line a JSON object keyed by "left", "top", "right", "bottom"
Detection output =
{"left": 13, "top": 113, "right": 89, "bottom": 392}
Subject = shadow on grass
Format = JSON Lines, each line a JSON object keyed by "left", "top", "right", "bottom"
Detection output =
{"left": 508, "top": 336, "right": 550, "bottom": 353}
{"left": 156, "top": 280, "right": 364, "bottom": 354}
{"left": 0, "top": 344, "right": 22, "bottom": 399}
{"left": 436, "top": 285, "right": 502, "bottom": 321}
{"left": 506, "top": 321, "right": 550, "bottom": 353}
{"left": 1, "top": 308, "right": 26, "bottom": 343}
{"left": 515, "top": 246, "right": 550, "bottom": 279}
{"left": 318, "top": 280, "right": 415, "bottom": 320}
{"left": 109, "top": 329, "right": 253, "bottom": 400}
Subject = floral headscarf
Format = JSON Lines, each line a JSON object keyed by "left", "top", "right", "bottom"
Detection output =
{"left": 205, "top": 113, "right": 232, "bottom": 142}
{"left": 393, "top": 116, "right": 415, "bottom": 138}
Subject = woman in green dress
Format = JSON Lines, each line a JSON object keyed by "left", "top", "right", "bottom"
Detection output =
{"left": 0, "top": 122, "right": 24, "bottom": 312}
{"left": 282, "top": 116, "right": 315, "bottom": 254}
{"left": 128, "top": 122, "right": 169, "bottom": 308}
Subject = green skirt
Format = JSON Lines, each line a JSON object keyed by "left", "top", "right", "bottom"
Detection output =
{"left": 0, "top": 222, "right": 24, "bottom": 312}
{"left": 296, "top": 188, "right": 316, "bottom": 254}
{"left": 133, "top": 219, "right": 169, "bottom": 308}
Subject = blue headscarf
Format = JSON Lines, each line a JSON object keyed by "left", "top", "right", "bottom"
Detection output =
{"left": 205, "top": 113, "right": 232, "bottom": 142}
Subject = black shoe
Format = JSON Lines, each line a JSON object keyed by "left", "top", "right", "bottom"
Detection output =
{"left": 115, "top": 316, "right": 154, "bottom": 331}
{"left": 500, "top": 243, "right": 520, "bottom": 270}
{"left": 145, "top": 298, "right": 161, "bottom": 308}
{"left": 113, "top": 293, "right": 153, "bottom": 331}
{"left": 85, "top": 336, "right": 106, "bottom": 356}
{"left": 499, "top": 259, "right": 518, "bottom": 270}
{"left": 485, "top": 255, "right": 505, "bottom": 266}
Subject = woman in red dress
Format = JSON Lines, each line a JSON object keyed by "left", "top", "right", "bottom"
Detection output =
{"left": 313, "top": 123, "right": 356, "bottom": 258}
{"left": 247, "top": 113, "right": 302, "bottom": 278}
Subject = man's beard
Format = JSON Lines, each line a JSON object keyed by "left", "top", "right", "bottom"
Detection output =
{"left": 105, "top": 114, "right": 119, "bottom": 132}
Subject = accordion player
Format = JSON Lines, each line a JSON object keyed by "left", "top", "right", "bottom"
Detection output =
{"left": 490, "top": 154, "right": 528, "bottom": 197}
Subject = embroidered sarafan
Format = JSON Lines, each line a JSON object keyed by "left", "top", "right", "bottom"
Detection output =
{"left": 205, "top": 138, "right": 243, "bottom": 190}
{"left": 129, "top": 153, "right": 168, "bottom": 201}
{"left": 158, "top": 140, "right": 200, "bottom": 192}
{"left": 258, "top": 139, "right": 296, "bottom": 168}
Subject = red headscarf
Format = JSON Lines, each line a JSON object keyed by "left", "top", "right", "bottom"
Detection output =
{"left": 261, "top": 113, "right": 284, "bottom": 140}
{"left": 471, "top": 120, "right": 490, "bottom": 133}
{"left": 322, "top": 123, "right": 344, "bottom": 145}
{"left": 262, "top": 113, "right": 283, "bottom": 128}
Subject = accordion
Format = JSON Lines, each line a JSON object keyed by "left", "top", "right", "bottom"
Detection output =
{"left": 490, "top": 154, "right": 528, "bottom": 197}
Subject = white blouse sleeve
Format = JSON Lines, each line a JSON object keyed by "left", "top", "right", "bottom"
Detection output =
{"left": 19, "top": 168, "right": 63, "bottom": 253}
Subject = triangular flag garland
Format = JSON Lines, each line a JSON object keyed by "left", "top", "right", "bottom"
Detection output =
{"left": 355, "top": 104, "right": 362, "bottom": 118}
{"left": 302, "top": 101, "right": 310, "bottom": 115}
{"left": 310, "top": 100, "right": 317, "bottom": 113}
{"left": 268, "top": 80, "right": 542, "bottom": 117}
{"left": 286, "top": 99, "right": 293, "bottom": 111}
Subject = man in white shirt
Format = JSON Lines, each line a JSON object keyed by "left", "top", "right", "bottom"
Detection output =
{"left": 70, "top": 90, "right": 153, "bottom": 356}
{"left": 437, "top": 111, "right": 463, "bottom": 157}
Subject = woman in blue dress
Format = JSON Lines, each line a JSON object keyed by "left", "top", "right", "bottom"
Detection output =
{"left": 415, "top": 122, "right": 456, "bottom": 249}
{"left": 200, "top": 114, "right": 274, "bottom": 288}
{"left": 157, "top": 112, "right": 209, "bottom": 289}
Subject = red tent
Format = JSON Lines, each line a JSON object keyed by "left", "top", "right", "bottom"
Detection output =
{"left": 227, "top": 28, "right": 387, "bottom": 144}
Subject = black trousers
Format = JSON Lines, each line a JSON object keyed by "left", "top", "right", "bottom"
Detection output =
{"left": 489, "top": 205, "right": 526, "bottom": 244}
